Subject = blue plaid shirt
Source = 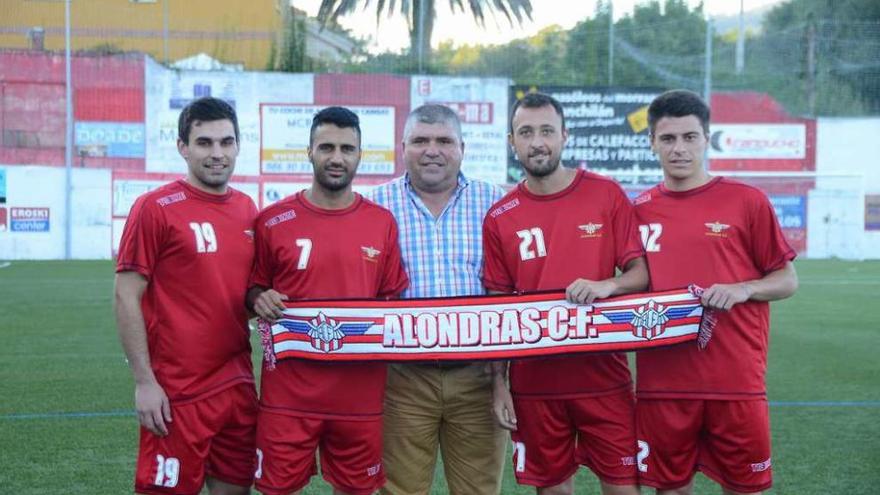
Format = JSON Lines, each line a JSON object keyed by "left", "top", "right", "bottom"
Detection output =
{"left": 368, "top": 173, "right": 505, "bottom": 299}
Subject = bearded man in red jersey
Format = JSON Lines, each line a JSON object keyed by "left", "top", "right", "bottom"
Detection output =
{"left": 248, "top": 106, "right": 408, "bottom": 495}
{"left": 484, "top": 92, "right": 648, "bottom": 495}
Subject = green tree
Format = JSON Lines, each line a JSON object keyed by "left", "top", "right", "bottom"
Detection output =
{"left": 761, "top": 0, "right": 880, "bottom": 114}
{"left": 564, "top": 1, "right": 612, "bottom": 86}
{"left": 316, "top": 0, "right": 532, "bottom": 70}
{"left": 611, "top": 0, "right": 706, "bottom": 90}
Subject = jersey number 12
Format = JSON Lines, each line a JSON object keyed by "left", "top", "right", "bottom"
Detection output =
{"left": 639, "top": 224, "right": 662, "bottom": 253}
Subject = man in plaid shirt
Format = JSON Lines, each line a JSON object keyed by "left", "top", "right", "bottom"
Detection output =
{"left": 369, "top": 104, "right": 507, "bottom": 495}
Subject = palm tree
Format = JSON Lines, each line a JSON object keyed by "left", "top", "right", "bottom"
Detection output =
{"left": 317, "top": 0, "right": 533, "bottom": 70}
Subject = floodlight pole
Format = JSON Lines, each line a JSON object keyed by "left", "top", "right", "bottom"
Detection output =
{"left": 416, "top": 0, "right": 426, "bottom": 73}
{"left": 703, "top": 18, "right": 713, "bottom": 102}
{"left": 163, "top": 0, "right": 169, "bottom": 63}
{"left": 735, "top": 0, "right": 745, "bottom": 74}
{"left": 608, "top": 0, "right": 614, "bottom": 86}
{"left": 703, "top": 17, "right": 713, "bottom": 170}
{"left": 64, "top": 0, "right": 73, "bottom": 259}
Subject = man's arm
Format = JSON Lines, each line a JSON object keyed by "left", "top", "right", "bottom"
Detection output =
{"left": 484, "top": 289, "right": 518, "bottom": 430}
{"left": 114, "top": 271, "right": 171, "bottom": 436}
{"left": 246, "top": 285, "right": 288, "bottom": 321}
{"left": 565, "top": 256, "right": 649, "bottom": 305}
{"left": 701, "top": 261, "right": 798, "bottom": 311}
{"left": 490, "top": 360, "right": 517, "bottom": 431}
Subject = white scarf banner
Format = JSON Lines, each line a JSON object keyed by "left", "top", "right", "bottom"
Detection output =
{"left": 258, "top": 286, "right": 711, "bottom": 367}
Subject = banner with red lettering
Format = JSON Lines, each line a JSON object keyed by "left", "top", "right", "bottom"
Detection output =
{"left": 258, "top": 287, "right": 709, "bottom": 366}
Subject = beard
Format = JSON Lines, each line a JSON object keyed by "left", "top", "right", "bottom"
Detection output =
{"left": 522, "top": 152, "right": 560, "bottom": 178}
{"left": 314, "top": 166, "right": 353, "bottom": 192}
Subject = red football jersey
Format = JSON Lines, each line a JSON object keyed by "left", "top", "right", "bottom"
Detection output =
{"left": 482, "top": 170, "right": 645, "bottom": 398}
{"left": 633, "top": 177, "right": 796, "bottom": 400}
{"left": 116, "top": 180, "right": 257, "bottom": 402}
{"left": 251, "top": 191, "right": 408, "bottom": 420}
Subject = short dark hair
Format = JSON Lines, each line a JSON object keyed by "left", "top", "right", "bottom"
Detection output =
{"left": 310, "top": 106, "right": 361, "bottom": 146}
{"left": 648, "top": 90, "right": 710, "bottom": 135}
{"left": 403, "top": 104, "right": 462, "bottom": 143}
{"left": 510, "top": 92, "right": 566, "bottom": 133}
{"left": 178, "top": 97, "right": 239, "bottom": 144}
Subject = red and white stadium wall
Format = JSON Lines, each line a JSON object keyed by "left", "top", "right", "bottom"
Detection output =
{"left": 1, "top": 49, "right": 877, "bottom": 259}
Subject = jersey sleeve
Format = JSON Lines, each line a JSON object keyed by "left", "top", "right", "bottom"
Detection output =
{"left": 749, "top": 192, "right": 797, "bottom": 273}
{"left": 116, "top": 196, "right": 165, "bottom": 280}
{"left": 377, "top": 217, "right": 409, "bottom": 298}
{"left": 249, "top": 212, "right": 275, "bottom": 289}
{"left": 481, "top": 213, "right": 515, "bottom": 293}
{"left": 611, "top": 186, "right": 646, "bottom": 270}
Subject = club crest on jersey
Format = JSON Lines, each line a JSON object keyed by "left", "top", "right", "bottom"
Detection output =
{"left": 579, "top": 222, "right": 604, "bottom": 238}
{"left": 306, "top": 313, "right": 345, "bottom": 352}
{"left": 361, "top": 246, "right": 381, "bottom": 262}
{"left": 704, "top": 221, "right": 730, "bottom": 237}
{"left": 630, "top": 300, "right": 670, "bottom": 340}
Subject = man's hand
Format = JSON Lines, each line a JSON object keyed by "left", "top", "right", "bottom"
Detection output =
{"left": 700, "top": 283, "right": 752, "bottom": 311}
{"left": 565, "top": 278, "right": 616, "bottom": 305}
{"left": 135, "top": 380, "right": 172, "bottom": 436}
{"left": 492, "top": 375, "right": 518, "bottom": 431}
{"left": 252, "top": 289, "right": 288, "bottom": 321}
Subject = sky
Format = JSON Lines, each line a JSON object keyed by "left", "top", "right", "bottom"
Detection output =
{"left": 293, "top": 0, "right": 786, "bottom": 53}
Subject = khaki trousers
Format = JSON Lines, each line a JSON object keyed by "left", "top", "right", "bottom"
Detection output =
{"left": 380, "top": 363, "right": 507, "bottom": 495}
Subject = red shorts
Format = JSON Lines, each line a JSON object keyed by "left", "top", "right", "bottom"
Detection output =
{"left": 254, "top": 410, "right": 385, "bottom": 495}
{"left": 636, "top": 399, "right": 772, "bottom": 493}
{"left": 134, "top": 383, "right": 258, "bottom": 495}
{"left": 510, "top": 390, "right": 638, "bottom": 487}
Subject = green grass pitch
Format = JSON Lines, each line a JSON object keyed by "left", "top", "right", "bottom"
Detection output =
{"left": 0, "top": 260, "right": 877, "bottom": 494}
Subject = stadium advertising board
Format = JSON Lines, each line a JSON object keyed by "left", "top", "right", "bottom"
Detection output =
{"left": 769, "top": 194, "right": 807, "bottom": 253}
{"left": 0, "top": 207, "right": 6, "bottom": 232}
{"left": 260, "top": 105, "right": 396, "bottom": 176}
{"left": 0, "top": 167, "right": 5, "bottom": 203}
{"left": 75, "top": 122, "right": 145, "bottom": 158}
{"left": 145, "top": 59, "right": 314, "bottom": 176}
{"left": 10, "top": 207, "right": 50, "bottom": 232}
{"left": 262, "top": 182, "right": 307, "bottom": 207}
{"left": 112, "top": 179, "right": 166, "bottom": 217}
{"left": 0, "top": 166, "right": 111, "bottom": 259}
{"left": 769, "top": 195, "right": 807, "bottom": 229}
{"left": 866, "top": 195, "right": 880, "bottom": 231}
{"left": 709, "top": 124, "right": 806, "bottom": 160}
{"left": 113, "top": 177, "right": 261, "bottom": 217}
{"left": 411, "top": 76, "right": 510, "bottom": 185}
{"left": 509, "top": 86, "right": 662, "bottom": 182}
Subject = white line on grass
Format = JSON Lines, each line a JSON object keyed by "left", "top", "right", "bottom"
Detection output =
{"left": 1, "top": 411, "right": 134, "bottom": 420}
{"left": 0, "top": 261, "right": 11, "bottom": 269}
{"left": 797, "top": 280, "right": 880, "bottom": 285}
